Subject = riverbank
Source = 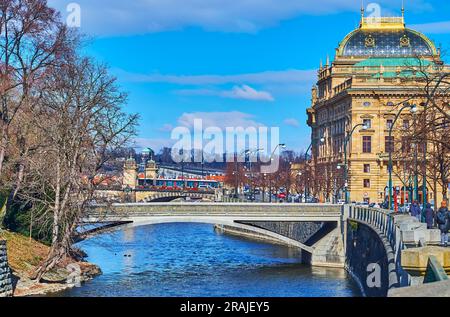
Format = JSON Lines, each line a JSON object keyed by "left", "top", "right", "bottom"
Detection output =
{"left": 0, "top": 230, "right": 101, "bottom": 297}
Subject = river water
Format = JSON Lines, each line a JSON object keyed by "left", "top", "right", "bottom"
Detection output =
{"left": 60, "top": 223, "right": 360, "bottom": 297}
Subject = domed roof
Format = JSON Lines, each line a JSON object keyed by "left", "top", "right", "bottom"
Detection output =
{"left": 337, "top": 17, "right": 438, "bottom": 58}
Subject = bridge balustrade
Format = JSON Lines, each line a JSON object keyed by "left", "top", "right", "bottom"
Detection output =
{"left": 348, "top": 205, "right": 403, "bottom": 256}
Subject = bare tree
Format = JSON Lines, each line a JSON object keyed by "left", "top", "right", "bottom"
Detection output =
{"left": 398, "top": 56, "right": 450, "bottom": 205}
{"left": 0, "top": 0, "right": 74, "bottom": 176}
{"left": 15, "top": 57, "right": 138, "bottom": 279}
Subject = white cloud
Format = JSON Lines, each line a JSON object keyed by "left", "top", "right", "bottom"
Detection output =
{"left": 116, "top": 68, "right": 316, "bottom": 86}
{"left": 116, "top": 68, "right": 315, "bottom": 98}
{"left": 176, "top": 85, "right": 274, "bottom": 101}
{"left": 158, "top": 124, "right": 174, "bottom": 132}
{"left": 284, "top": 118, "right": 300, "bottom": 127}
{"left": 223, "top": 85, "right": 274, "bottom": 101}
{"left": 177, "top": 111, "right": 265, "bottom": 129}
{"left": 411, "top": 21, "right": 450, "bottom": 34}
{"left": 49, "top": 0, "right": 433, "bottom": 36}
{"left": 133, "top": 137, "right": 175, "bottom": 151}
{"left": 48, "top": 0, "right": 352, "bottom": 36}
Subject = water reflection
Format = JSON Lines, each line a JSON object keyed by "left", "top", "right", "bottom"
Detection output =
{"left": 60, "top": 223, "right": 360, "bottom": 297}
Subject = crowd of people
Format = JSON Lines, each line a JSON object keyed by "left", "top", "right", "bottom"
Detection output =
{"left": 409, "top": 200, "right": 449, "bottom": 246}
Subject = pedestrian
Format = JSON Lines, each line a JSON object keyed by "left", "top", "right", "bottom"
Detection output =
{"left": 436, "top": 201, "right": 449, "bottom": 247}
{"left": 409, "top": 200, "right": 421, "bottom": 221}
{"left": 424, "top": 203, "right": 434, "bottom": 229}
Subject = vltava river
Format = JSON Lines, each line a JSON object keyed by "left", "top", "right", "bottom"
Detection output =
{"left": 60, "top": 223, "right": 360, "bottom": 297}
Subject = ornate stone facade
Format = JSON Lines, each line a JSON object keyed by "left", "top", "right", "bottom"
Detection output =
{"left": 307, "top": 13, "right": 449, "bottom": 204}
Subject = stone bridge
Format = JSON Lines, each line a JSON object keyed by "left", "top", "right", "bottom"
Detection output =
{"left": 84, "top": 203, "right": 345, "bottom": 266}
{"left": 82, "top": 203, "right": 448, "bottom": 297}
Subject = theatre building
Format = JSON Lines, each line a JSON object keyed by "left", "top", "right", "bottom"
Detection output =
{"left": 307, "top": 10, "right": 449, "bottom": 205}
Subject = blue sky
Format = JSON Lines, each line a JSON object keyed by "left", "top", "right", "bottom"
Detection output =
{"left": 49, "top": 0, "right": 450, "bottom": 153}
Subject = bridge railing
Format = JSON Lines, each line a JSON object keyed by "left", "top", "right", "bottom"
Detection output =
{"left": 347, "top": 205, "right": 403, "bottom": 255}
{"left": 221, "top": 197, "right": 282, "bottom": 203}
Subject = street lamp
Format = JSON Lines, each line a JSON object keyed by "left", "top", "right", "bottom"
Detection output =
{"left": 388, "top": 103, "right": 418, "bottom": 211}
{"left": 201, "top": 151, "right": 204, "bottom": 179}
{"left": 343, "top": 123, "right": 369, "bottom": 204}
{"left": 304, "top": 137, "right": 325, "bottom": 203}
{"left": 244, "top": 148, "right": 264, "bottom": 202}
{"left": 295, "top": 172, "right": 302, "bottom": 203}
{"left": 266, "top": 143, "right": 287, "bottom": 202}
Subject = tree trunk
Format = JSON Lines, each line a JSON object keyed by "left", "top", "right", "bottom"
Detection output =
{"left": 52, "top": 156, "right": 62, "bottom": 247}
{"left": 0, "top": 124, "right": 8, "bottom": 177}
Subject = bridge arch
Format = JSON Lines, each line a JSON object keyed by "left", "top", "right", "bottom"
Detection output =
{"left": 81, "top": 217, "right": 314, "bottom": 253}
{"left": 146, "top": 196, "right": 186, "bottom": 203}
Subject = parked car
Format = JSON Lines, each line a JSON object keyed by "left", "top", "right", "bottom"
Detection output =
{"left": 277, "top": 193, "right": 287, "bottom": 199}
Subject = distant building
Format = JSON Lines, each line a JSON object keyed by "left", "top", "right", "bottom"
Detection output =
{"left": 122, "top": 155, "right": 225, "bottom": 190}
{"left": 123, "top": 156, "right": 158, "bottom": 189}
{"left": 123, "top": 157, "right": 138, "bottom": 189}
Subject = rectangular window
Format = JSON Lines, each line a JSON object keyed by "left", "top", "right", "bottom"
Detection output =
{"left": 401, "top": 137, "right": 410, "bottom": 153}
{"left": 363, "top": 136, "right": 372, "bottom": 153}
{"left": 363, "top": 179, "right": 371, "bottom": 188}
{"left": 363, "top": 119, "right": 372, "bottom": 129}
{"left": 386, "top": 119, "right": 393, "bottom": 130}
{"left": 403, "top": 120, "right": 410, "bottom": 129}
{"left": 385, "top": 136, "right": 395, "bottom": 153}
{"left": 364, "top": 164, "right": 371, "bottom": 173}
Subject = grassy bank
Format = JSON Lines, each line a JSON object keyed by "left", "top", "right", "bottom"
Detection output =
{"left": 0, "top": 230, "right": 101, "bottom": 296}
{"left": 0, "top": 230, "right": 48, "bottom": 277}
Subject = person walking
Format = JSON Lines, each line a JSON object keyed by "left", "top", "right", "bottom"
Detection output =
{"left": 424, "top": 203, "right": 434, "bottom": 230}
{"left": 409, "top": 201, "right": 421, "bottom": 221}
{"left": 436, "top": 201, "right": 449, "bottom": 247}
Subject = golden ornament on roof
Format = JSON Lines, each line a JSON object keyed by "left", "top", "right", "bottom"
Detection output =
{"left": 365, "top": 34, "right": 376, "bottom": 47}
{"left": 400, "top": 34, "right": 411, "bottom": 47}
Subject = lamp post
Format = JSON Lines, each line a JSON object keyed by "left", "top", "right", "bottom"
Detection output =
{"left": 244, "top": 148, "right": 264, "bottom": 202}
{"left": 234, "top": 153, "right": 239, "bottom": 199}
{"left": 201, "top": 152, "right": 204, "bottom": 179}
{"left": 262, "top": 173, "right": 267, "bottom": 202}
{"left": 266, "top": 143, "right": 287, "bottom": 202}
{"left": 388, "top": 103, "right": 418, "bottom": 210}
{"left": 268, "top": 174, "right": 273, "bottom": 203}
{"left": 421, "top": 141, "right": 428, "bottom": 220}
{"left": 343, "top": 123, "right": 369, "bottom": 204}
{"left": 413, "top": 143, "right": 419, "bottom": 203}
{"left": 336, "top": 164, "right": 343, "bottom": 202}
{"left": 296, "top": 172, "right": 302, "bottom": 203}
{"left": 181, "top": 161, "right": 185, "bottom": 191}
{"left": 304, "top": 137, "right": 325, "bottom": 203}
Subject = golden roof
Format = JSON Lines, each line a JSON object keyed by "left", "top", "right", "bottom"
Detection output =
{"left": 360, "top": 17, "right": 405, "bottom": 30}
